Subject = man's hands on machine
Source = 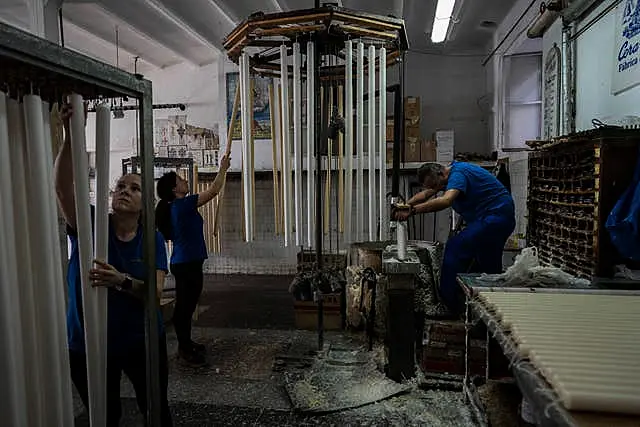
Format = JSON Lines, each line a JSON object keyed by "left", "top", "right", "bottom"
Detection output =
{"left": 391, "top": 203, "right": 415, "bottom": 222}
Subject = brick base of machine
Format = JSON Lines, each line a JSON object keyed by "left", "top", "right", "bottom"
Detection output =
{"left": 421, "top": 320, "right": 512, "bottom": 380}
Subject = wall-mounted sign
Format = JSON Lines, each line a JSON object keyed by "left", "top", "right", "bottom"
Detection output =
{"left": 544, "top": 44, "right": 561, "bottom": 139}
{"left": 613, "top": 0, "right": 640, "bottom": 95}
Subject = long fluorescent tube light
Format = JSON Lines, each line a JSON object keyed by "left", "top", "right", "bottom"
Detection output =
{"left": 431, "top": 0, "right": 456, "bottom": 43}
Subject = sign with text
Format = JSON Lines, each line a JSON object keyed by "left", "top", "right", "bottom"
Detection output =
{"left": 613, "top": 0, "right": 640, "bottom": 94}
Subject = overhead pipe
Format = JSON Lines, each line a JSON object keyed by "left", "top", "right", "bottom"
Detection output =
{"left": 562, "top": 0, "right": 605, "bottom": 22}
{"left": 527, "top": 2, "right": 563, "bottom": 38}
{"left": 367, "top": 45, "right": 376, "bottom": 242}
{"left": 344, "top": 40, "right": 354, "bottom": 246}
{"left": 293, "top": 42, "right": 303, "bottom": 246}
{"left": 306, "top": 41, "right": 316, "bottom": 248}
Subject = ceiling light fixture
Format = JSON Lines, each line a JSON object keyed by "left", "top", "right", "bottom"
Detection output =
{"left": 431, "top": 0, "right": 456, "bottom": 43}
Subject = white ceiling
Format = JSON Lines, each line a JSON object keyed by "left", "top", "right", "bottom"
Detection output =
{"left": 2, "top": 0, "right": 521, "bottom": 73}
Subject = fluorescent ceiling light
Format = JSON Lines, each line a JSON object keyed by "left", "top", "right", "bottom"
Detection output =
{"left": 431, "top": 0, "right": 456, "bottom": 43}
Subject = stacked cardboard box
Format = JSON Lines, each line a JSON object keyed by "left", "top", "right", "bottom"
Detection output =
{"left": 404, "top": 96, "right": 421, "bottom": 162}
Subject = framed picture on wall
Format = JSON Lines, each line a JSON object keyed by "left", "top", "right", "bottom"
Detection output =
{"left": 226, "top": 72, "right": 273, "bottom": 140}
{"left": 544, "top": 43, "right": 561, "bottom": 140}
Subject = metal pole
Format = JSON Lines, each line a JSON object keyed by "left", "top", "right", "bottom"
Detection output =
{"left": 391, "top": 57, "right": 403, "bottom": 198}
{"left": 140, "top": 82, "right": 162, "bottom": 427}
{"left": 315, "top": 36, "right": 324, "bottom": 350}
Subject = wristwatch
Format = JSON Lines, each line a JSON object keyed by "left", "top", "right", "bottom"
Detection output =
{"left": 116, "top": 274, "right": 134, "bottom": 292}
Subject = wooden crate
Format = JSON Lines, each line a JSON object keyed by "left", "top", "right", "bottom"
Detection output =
{"left": 528, "top": 128, "right": 640, "bottom": 278}
{"left": 293, "top": 293, "right": 342, "bottom": 331}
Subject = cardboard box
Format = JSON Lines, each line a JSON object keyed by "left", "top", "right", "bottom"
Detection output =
{"left": 421, "top": 140, "right": 437, "bottom": 162}
{"left": 405, "top": 123, "right": 421, "bottom": 139}
{"left": 405, "top": 137, "right": 421, "bottom": 162}
{"left": 386, "top": 142, "right": 394, "bottom": 164}
{"left": 404, "top": 96, "right": 421, "bottom": 120}
{"left": 386, "top": 119, "right": 394, "bottom": 141}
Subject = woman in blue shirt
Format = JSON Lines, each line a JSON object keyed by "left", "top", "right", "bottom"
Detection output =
{"left": 155, "top": 155, "right": 230, "bottom": 366}
{"left": 55, "top": 104, "right": 172, "bottom": 425}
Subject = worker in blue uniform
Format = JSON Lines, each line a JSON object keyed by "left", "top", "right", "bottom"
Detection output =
{"left": 394, "top": 162, "right": 515, "bottom": 314}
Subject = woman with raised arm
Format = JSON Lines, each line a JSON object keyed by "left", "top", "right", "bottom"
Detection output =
{"left": 156, "top": 155, "right": 230, "bottom": 366}
{"left": 55, "top": 103, "right": 173, "bottom": 426}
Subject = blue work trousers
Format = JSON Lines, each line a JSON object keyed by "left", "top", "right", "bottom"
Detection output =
{"left": 439, "top": 213, "right": 515, "bottom": 314}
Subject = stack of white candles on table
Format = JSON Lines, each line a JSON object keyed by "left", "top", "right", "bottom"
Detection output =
{"left": 237, "top": 40, "right": 389, "bottom": 250}
{"left": 0, "top": 91, "right": 110, "bottom": 426}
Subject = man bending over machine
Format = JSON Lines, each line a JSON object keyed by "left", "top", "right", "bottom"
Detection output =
{"left": 393, "top": 162, "right": 515, "bottom": 315}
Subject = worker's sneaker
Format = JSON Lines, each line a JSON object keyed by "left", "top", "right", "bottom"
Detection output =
{"left": 179, "top": 348, "right": 208, "bottom": 367}
{"left": 190, "top": 341, "right": 206, "bottom": 354}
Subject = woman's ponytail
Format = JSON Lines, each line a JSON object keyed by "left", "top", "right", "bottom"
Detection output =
{"left": 156, "top": 172, "right": 178, "bottom": 241}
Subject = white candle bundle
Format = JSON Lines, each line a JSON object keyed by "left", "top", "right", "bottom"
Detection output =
{"left": 0, "top": 92, "right": 28, "bottom": 426}
{"left": 367, "top": 45, "right": 376, "bottom": 242}
{"left": 292, "top": 42, "right": 303, "bottom": 246}
{"left": 279, "top": 45, "right": 293, "bottom": 247}
{"left": 378, "top": 47, "right": 388, "bottom": 240}
{"left": 356, "top": 42, "right": 365, "bottom": 243}
{"left": 239, "top": 53, "right": 255, "bottom": 242}
{"left": 68, "top": 93, "right": 107, "bottom": 426}
{"left": 306, "top": 41, "right": 316, "bottom": 248}
{"left": 343, "top": 41, "right": 354, "bottom": 246}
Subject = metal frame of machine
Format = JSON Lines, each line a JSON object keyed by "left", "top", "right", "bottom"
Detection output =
{"left": 223, "top": 3, "right": 408, "bottom": 350}
{"left": 0, "top": 21, "right": 162, "bottom": 425}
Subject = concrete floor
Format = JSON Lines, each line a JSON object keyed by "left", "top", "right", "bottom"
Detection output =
{"left": 74, "top": 274, "right": 479, "bottom": 426}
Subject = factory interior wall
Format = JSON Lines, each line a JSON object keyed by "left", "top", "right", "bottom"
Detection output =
{"left": 80, "top": 50, "right": 491, "bottom": 273}
{"left": 403, "top": 51, "right": 491, "bottom": 155}
{"left": 487, "top": 0, "right": 544, "bottom": 247}
{"left": 542, "top": 0, "right": 640, "bottom": 130}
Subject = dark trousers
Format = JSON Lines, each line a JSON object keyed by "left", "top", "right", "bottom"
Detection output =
{"left": 440, "top": 214, "right": 515, "bottom": 314}
{"left": 69, "top": 336, "right": 173, "bottom": 427}
{"left": 171, "top": 260, "right": 204, "bottom": 351}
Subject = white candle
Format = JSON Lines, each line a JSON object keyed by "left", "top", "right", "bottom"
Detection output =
{"left": 24, "top": 94, "right": 75, "bottom": 425}
{"left": 41, "top": 100, "right": 75, "bottom": 427}
{"left": 68, "top": 93, "right": 106, "bottom": 427}
{"left": 280, "top": 45, "right": 293, "bottom": 247}
{"left": 368, "top": 45, "right": 376, "bottom": 242}
{"left": 306, "top": 41, "right": 316, "bottom": 248}
{"left": 6, "top": 97, "right": 43, "bottom": 426}
{"left": 344, "top": 41, "right": 354, "bottom": 246}
{"left": 356, "top": 42, "right": 365, "bottom": 243}
{"left": 0, "top": 92, "right": 28, "bottom": 427}
{"left": 94, "top": 102, "right": 111, "bottom": 420}
{"left": 239, "top": 53, "right": 253, "bottom": 242}
{"left": 378, "top": 47, "right": 387, "bottom": 241}
{"left": 292, "top": 42, "right": 303, "bottom": 246}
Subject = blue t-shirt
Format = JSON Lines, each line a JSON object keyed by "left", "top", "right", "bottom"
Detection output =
{"left": 446, "top": 161, "right": 514, "bottom": 224}
{"left": 169, "top": 194, "right": 207, "bottom": 264}
{"left": 66, "top": 208, "right": 168, "bottom": 354}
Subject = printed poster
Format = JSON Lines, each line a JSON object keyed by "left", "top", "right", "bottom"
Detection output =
{"left": 613, "top": 0, "right": 640, "bottom": 94}
{"left": 226, "top": 72, "right": 272, "bottom": 140}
